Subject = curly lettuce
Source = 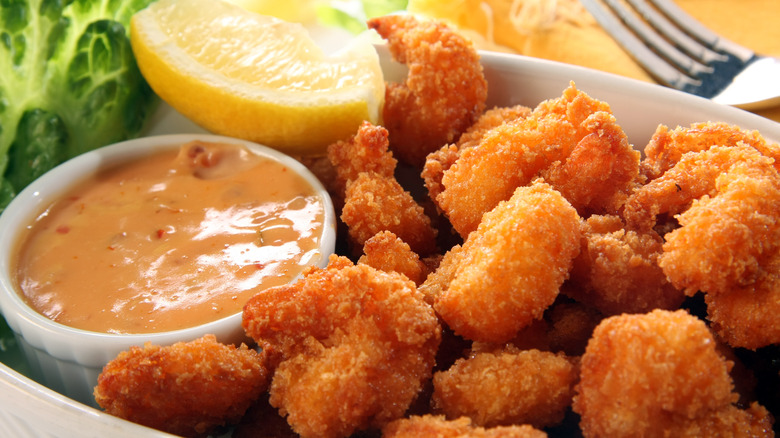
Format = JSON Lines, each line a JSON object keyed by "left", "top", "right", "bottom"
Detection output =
{"left": 0, "top": 0, "right": 159, "bottom": 211}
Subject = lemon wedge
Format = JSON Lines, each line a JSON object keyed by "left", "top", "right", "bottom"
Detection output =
{"left": 130, "top": 0, "right": 384, "bottom": 155}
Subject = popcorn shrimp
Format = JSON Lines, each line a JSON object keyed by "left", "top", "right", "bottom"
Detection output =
{"left": 357, "top": 230, "right": 431, "bottom": 285}
{"left": 383, "top": 415, "right": 548, "bottom": 438}
{"left": 566, "top": 214, "right": 684, "bottom": 316}
{"left": 432, "top": 347, "right": 578, "bottom": 429}
{"left": 326, "top": 120, "right": 397, "bottom": 199}
{"left": 242, "top": 256, "right": 441, "bottom": 438}
{"left": 342, "top": 171, "right": 438, "bottom": 256}
{"left": 623, "top": 144, "right": 776, "bottom": 232}
{"left": 422, "top": 104, "right": 531, "bottom": 206}
{"left": 94, "top": 335, "right": 268, "bottom": 438}
{"left": 368, "top": 14, "right": 488, "bottom": 167}
{"left": 541, "top": 111, "right": 641, "bottom": 216}
{"left": 573, "top": 309, "right": 774, "bottom": 438}
{"left": 641, "top": 121, "right": 780, "bottom": 181}
{"left": 436, "top": 83, "right": 628, "bottom": 238}
{"left": 659, "top": 162, "right": 780, "bottom": 298}
{"left": 432, "top": 180, "right": 581, "bottom": 343}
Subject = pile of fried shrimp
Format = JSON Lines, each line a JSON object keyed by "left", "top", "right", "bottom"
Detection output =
{"left": 92, "top": 14, "right": 780, "bottom": 438}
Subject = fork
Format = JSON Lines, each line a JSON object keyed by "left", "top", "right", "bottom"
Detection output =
{"left": 579, "top": 0, "right": 780, "bottom": 110}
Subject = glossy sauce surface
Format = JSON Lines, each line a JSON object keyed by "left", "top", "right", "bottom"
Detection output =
{"left": 15, "top": 141, "right": 326, "bottom": 334}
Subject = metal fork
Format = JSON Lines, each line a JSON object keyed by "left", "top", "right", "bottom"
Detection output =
{"left": 580, "top": 0, "right": 780, "bottom": 110}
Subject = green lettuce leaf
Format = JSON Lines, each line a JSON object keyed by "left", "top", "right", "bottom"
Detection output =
{"left": 0, "top": 0, "right": 159, "bottom": 211}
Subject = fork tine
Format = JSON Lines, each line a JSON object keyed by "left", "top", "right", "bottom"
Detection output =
{"left": 600, "top": 0, "right": 714, "bottom": 78}
{"left": 624, "top": 0, "right": 725, "bottom": 65}
{"left": 580, "top": 0, "right": 701, "bottom": 91}
{"left": 647, "top": 0, "right": 755, "bottom": 63}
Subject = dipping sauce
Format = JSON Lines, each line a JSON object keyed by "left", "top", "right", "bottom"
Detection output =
{"left": 14, "top": 141, "right": 327, "bottom": 334}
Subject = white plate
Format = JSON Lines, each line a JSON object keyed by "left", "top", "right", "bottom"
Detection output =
{"left": 1, "top": 46, "right": 778, "bottom": 437}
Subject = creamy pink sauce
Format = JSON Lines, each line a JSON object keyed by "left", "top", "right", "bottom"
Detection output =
{"left": 14, "top": 141, "right": 325, "bottom": 334}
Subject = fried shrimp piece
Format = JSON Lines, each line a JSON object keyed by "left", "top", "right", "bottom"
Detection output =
{"left": 432, "top": 347, "right": 578, "bottom": 429}
{"left": 326, "top": 121, "right": 438, "bottom": 256}
{"left": 641, "top": 121, "right": 780, "bottom": 181}
{"left": 94, "top": 335, "right": 268, "bottom": 438}
{"left": 437, "top": 113, "right": 577, "bottom": 237}
{"left": 382, "top": 415, "right": 548, "bottom": 438}
{"left": 623, "top": 144, "right": 777, "bottom": 232}
{"left": 659, "top": 164, "right": 780, "bottom": 298}
{"left": 342, "top": 171, "right": 438, "bottom": 256}
{"left": 358, "top": 230, "right": 431, "bottom": 285}
{"left": 368, "top": 14, "right": 488, "bottom": 167}
{"left": 456, "top": 105, "right": 533, "bottom": 150}
{"left": 433, "top": 181, "right": 581, "bottom": 343}
{"left": 566, "top": 214, "right": 684, "bottom": 316}
{"left": 533, "top": 81, "right": 612, "bottom": 133}
{"left": 663, "top": 404, "right": 775, "bottom": 438}
{"left": 422, "top": 105, "right": 531, "bottom": 206}
{"left": 573, "top": 309, "right": 774, "bottom": 438}
{"left": 632, "top": 142, "right": 780, "bottom": 350}
{"left": 705, "top": 258, "right": 780, "bottom": 350}
{"left": 242, "top": 256, "right": 441, "bottom": 438}
{"left": 436, "top": 83, "right": 617, "bottom": 238}
{"left": 541, "top": 111, "right": 641, "bottom": 216}
{"left": 326, "top": 121, "right": 397, "bottom": 199}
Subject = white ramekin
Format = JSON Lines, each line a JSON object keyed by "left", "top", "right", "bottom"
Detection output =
{"left": 0, "top": 133, "right": 336, "bottom": 407}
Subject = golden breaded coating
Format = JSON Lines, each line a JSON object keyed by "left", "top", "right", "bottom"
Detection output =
{"left": 541, "top": 111, "right": 641, "bottom": 216}
{"left": 432, "top": 347, "right": 577, "bottom": 429}
{"left": 533, "top": 81, "right": 613, "bottom": 134}
{"left": 358, "top": 230, "right": 430, "bottom": 285}
{"left": 437, "top": 83, "right": 620, "bottom": 238}
{"left": 623, "top": 144, "right": 776, "bottom": 232}
{"left": 628, "top": 140, "right": 780, "bottom": 350}
{"left": 382, "top": 415, "right": 548, "bottom": 438}
{"left": 566, "top": 214, "right": 684, "bottom": 316}
{"left": 368, "top": 14, "right": 488, "bottom": 167}
{"left": 659, "top": 165, "right": 780, "bottom": 298}
{"left": 242, "top": 256, "right": 441, "bottom": 438}
{"left": 573, "top": 309, "right": 774, "bottom": 438}
{"left": 706, "top": 271, "right": 780, "bottom": 350}
{"left": 422, "top": 105, "right": 531, "bottom": 208}
{"left": 664, "top": 403, "right": 775, "bottom": 437}
{"left": 94, "top": 335, "right": 268, "bottom": 438}
{"left": 456, "top": 105, "right": 533, "bottom": 150}
{"left": 437, "top": 113, "right": 577, "bottom": 237}
{"left": 326, "top": 121, "right": 397, "bottom": 198}
{"left": 434, "top": 181, "right": 581, "bottom": 343}
{"left": 342, "top": 172, "right": 438, "bottom": 256}
{"left": 641, "top": 121, "right": 780, "bottom": 181}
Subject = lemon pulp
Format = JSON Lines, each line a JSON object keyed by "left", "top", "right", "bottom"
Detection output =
{"left": 130, "top": 0, "right": 384, "bottom": 155}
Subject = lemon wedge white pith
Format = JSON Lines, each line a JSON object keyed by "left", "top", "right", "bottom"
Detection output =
{"left": 130, "top": 0, "right": 385, "bottom": 155}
